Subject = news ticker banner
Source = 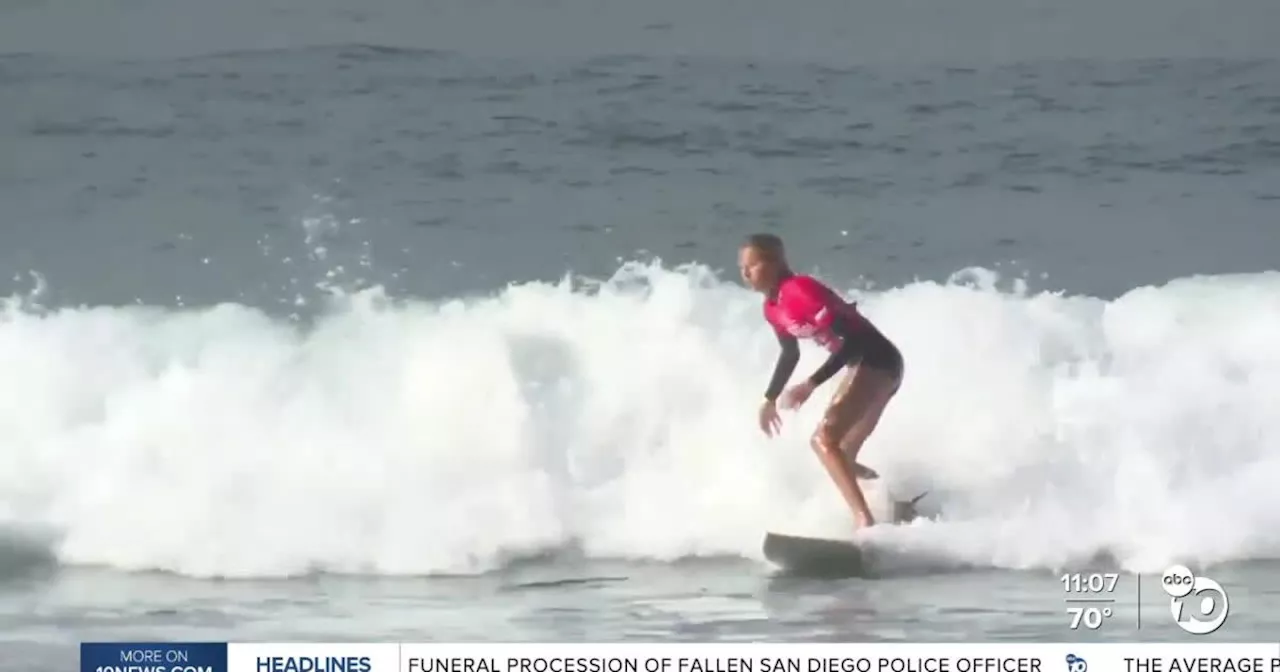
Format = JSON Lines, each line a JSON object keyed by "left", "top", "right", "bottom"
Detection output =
{"left": 81, "top": 642, "right": 1280, "bottom": 672}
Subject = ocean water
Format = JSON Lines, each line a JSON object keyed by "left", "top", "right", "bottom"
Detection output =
{"left": 2, "top": 0, "right": 1280, "bottom": 667}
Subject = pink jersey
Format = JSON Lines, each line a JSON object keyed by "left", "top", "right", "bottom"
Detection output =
{"left": 763, "top": 274, "right": 866, "bottom": 352}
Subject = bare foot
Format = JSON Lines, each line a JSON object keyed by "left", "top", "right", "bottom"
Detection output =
{"left": 852, "top": 462, "right": 879, "bottom": 480}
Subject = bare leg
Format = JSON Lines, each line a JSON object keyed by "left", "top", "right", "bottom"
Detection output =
{"left": 810, "top": 366, "right": 896, "bottom": 528}
{"left": 810, "top": 437, "right": 876, "bottom": 528}
{"left": 839, "top": 380, "right": 897, "bottom": 472}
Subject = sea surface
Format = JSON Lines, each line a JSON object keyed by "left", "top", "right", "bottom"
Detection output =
{"left": 2, "top": 0, "right": 1280, "bottom": 667}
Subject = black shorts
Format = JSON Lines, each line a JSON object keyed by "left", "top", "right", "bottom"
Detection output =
{"left": 853, "top": 326, "right": 903, "bottom": 380}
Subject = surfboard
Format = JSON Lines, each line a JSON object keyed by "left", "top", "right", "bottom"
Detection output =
{"left": 762, "top": 531, "right": 867, "bottom": 577}
{"left": 761, "top": 492, "right": 929, "bottom": 578}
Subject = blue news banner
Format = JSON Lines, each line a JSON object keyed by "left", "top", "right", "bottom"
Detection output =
{"left": 82, "top": 642, "right": 375, "bottom": 672}
{"left": 82, "top": 643, "right": 229, "bottom": 672}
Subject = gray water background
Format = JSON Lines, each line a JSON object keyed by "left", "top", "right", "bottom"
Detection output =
{"left": 2, "top": 0, "right": 1280, "bottom": 668}
{"left": 3, "top": 0, "right": 1279, "bottom": 309}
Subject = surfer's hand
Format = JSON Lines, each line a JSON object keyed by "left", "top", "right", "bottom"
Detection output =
{"left": 779, "top": 381, "right": 814, "bottom": 410}
{"left": 758, "top": 399, "right": 782, "bottom": 437}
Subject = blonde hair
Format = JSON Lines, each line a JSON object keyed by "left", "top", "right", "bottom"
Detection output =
{"left": 743, "top": 233, "right": 785, "bottom": 260}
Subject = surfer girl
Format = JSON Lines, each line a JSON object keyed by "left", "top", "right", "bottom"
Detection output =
{"left": 738, "top": 233, "right": 904, "bottom": 529}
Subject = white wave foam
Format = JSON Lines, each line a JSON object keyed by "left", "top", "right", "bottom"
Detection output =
{"left": 1, "top": 262, "right": 1278, "bottom": 578}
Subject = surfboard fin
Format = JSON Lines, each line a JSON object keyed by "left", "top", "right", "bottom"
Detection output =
{"left": 892, "top": 491, "right": 929, "bottom": 523}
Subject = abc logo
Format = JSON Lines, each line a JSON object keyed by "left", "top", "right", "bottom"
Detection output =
{"left": 1161, "top": 564, "right": 1229, "bottom": 635}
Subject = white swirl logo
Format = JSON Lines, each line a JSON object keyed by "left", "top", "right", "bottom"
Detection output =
{"left": 1161, "top": 564, "right": 1230, "bottom": 635}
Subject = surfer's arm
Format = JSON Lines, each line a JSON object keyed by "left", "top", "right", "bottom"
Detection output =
{"left": 807, "top": 316, "right": 864, "bottom": 387}
{"left": 764, "top": 330, "right": 800, "bottom": 402}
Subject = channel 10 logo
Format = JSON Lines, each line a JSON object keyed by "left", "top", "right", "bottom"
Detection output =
{"left": 1161, "top": 564, "right": 1229, "bottom": 635}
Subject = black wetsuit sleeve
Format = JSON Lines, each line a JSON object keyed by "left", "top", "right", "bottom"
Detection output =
{"left": 807, "top": 316, "right": 865, "bottom": 387}
{"left": 764, "top": 330, "right": 800, "bottom": 402}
